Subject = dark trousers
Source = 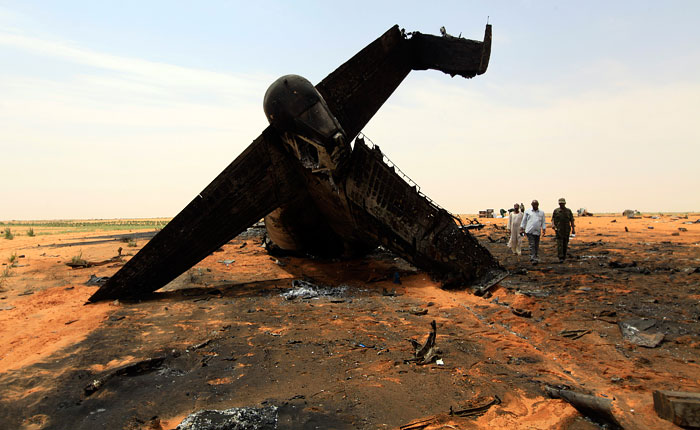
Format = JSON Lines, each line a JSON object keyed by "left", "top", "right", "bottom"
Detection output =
{"left": 556, "top": 230, "right": 570, "bottom": 260}
{"left": 526, "top": 233, "right": 540, "bottom": 262}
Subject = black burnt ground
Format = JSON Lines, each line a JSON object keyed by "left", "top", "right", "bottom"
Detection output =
{"left": 2, "top": 216, "right": 700, "bottom": 429}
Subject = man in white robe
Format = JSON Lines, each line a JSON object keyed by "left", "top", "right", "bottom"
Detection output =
{"left": 507, "top": 203, "right": 524, "bottom": 255}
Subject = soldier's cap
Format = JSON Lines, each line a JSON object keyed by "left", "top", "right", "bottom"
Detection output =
{"left": 558, "top": 198, "right": 566, "bottom": 204}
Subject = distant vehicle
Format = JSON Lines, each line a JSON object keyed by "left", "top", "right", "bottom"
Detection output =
{"left": 577, "top": 208, "right": 593, "bottom": 217}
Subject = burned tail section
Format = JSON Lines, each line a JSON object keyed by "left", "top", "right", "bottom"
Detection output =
{"left": 317, "top": 24, "right": 492, "bottom": 141}
{"left": 410, "top": 24, "right": 491, "bottom": 78}
{"left": 344, "top": 137, "right": 506, "bottom": 292}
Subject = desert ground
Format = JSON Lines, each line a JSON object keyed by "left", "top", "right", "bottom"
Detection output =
{"left": 0, "top": 214, "right": 699, "bottom": 429}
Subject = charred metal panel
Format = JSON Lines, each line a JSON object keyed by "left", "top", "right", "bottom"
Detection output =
{"left": 89, "top": 130, "right": 303, "bottom": 301}
{"left": 345, "top": 143, "right": 436, "bottom": 242}
{"left": 410, "top": 24, "right": 491, "bottom": 77}
{"left": 317, "top": 25, "right": 492, "bottom": 141}
{"left": 344, "top": 139, "right": 505, "bottom": 289}
{"left": 317, "top": 25, "right": 411, "bottom": 141}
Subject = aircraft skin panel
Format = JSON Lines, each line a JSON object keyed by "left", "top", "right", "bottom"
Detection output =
{"left": 316, "top": 25, "right": 411, "bottom": 141}
{"left": 88, "top": 129, "right": 303, "bottom": 301}
{"left": 409, "top": 25, "right": 491, "bottom": 77}
{"left": 343, "top": 139, "right": 506, "bottom": 289}
{"left": 316, "top": 25, "right": 491, "bottom": 141}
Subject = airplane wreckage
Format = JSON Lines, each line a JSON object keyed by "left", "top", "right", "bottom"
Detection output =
{"left": 89, "top": 24, "right": 506, "bottom": 302}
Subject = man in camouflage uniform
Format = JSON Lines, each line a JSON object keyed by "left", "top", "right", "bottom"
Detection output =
{"left": 552, "top": 197, "right": 575, "bottom": 262}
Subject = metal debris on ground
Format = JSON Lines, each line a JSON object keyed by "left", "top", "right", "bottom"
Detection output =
{"left": 281, "top": 279, "right": 347, "bottom": 300}
{"left": 594, "top": 310, "right": 618, "bottom": 324}
{"left": 545, "top": 386, "right": 621, "bottom": 429}
{"left": 85, "top": 275, "right": 110, "bottom": 286}
{"left": 459, "top": 218, "right": 484, "bottom": 231}
{"left": 653, "top": 390, "right": 700, "bottom": 428}
{"left": 405, "top": 320, "right": 441, "bottom": 365}
{"left": 450, "top": 395, "right": 501, "bottom": 417}
{"left": 517, "top": 289, "right": 550, "bottom": 298}
{"left": 398, "top": 307, "right": 428, "bottom": 316}
{"left": 399, "top": 415, "right": 440, "bottom": 430}
{"left": 511, "top": 308, "right": 532, "bottom": 318}
{"left": 559, "top": 329, "right": 591, "bottom": 340}
{"left": 217, "top": 259, "right": 235, "bottom": 267}
{"left": 176, "top": 406, "right": 278, "bottom": 430}
{"left": 355, "top": 343, "right": 374, "bottom": 349}
{"left": 399, "top": 395, "right": 501, "bottom": 429}
{"left": 618, "top": 319, "right": 664, "bottom": 347}
{"left": 186, "top": 339, "right": 213, "bottom": 352}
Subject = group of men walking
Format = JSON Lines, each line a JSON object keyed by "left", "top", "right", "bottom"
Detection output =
{"left": 506, "top": 198, "right": 576, "bottom": 264}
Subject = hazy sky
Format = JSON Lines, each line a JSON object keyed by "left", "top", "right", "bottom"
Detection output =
{"left": 1, "top": 1, "right": 699, "bottom": 220}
